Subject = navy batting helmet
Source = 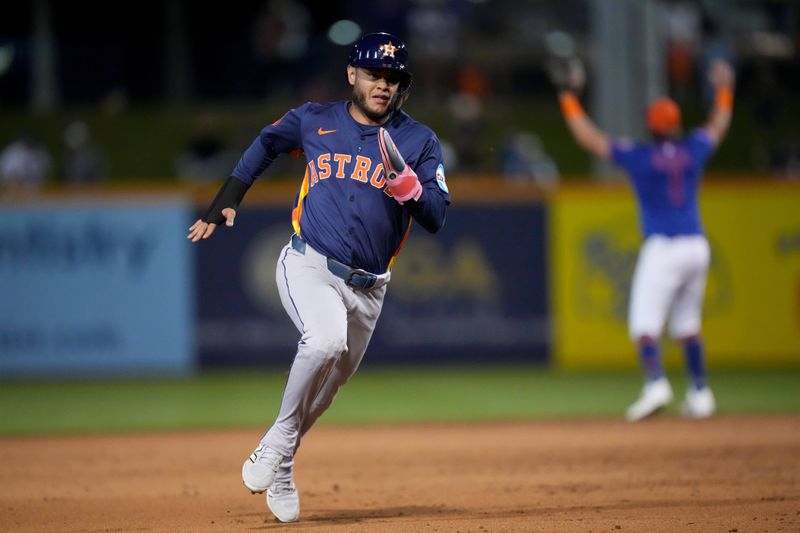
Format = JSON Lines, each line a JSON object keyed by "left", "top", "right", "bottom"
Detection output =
{"left": 348, "top": 32, "right": 412, "bottom": 92}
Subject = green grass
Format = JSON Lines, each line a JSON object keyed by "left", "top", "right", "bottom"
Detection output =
{"left": 0, "top": 367, "right": 797, "bottom": 436}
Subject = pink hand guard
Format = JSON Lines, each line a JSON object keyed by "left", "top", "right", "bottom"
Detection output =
{"left": 378, "top": 127, "right": 423, "bottom": 203}
{"left": 387, "top": 166, "right": 422, "bottom": 203}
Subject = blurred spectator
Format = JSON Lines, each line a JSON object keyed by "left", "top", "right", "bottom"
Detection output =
{"left": 0, "top": 131, "right": 51, "bottom": 191}
{"left": 439, "top": 138, "right": 459, "bottom": 174}
{"left": 457, "top": 64, "right": 490, "bottom": 104}
{"left": 445, "top": 62, "right": 491, "bottom": 175}
{"left": 501, "top": 131, "right": 559, "bottom": 188}
{"left": 62, "top": 120, "right": 108, "bottom": 185}
{"left": 175, "top": 115, "right": 237, "bottom": 183}
{"left": 251, "top": 0, "right": 312, "bottom": 97}
{"left": 663, "top": 0, "right": 702, "bottom": 103}
{"left": 447, "top": 91, "right": 484, "bottom": 173}
{"left": 407, "top": 0, "right": 461, "bottom": 103}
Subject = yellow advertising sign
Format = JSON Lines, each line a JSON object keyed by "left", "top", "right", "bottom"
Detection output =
{"left": 552, "top": 182, "right": 800, "bottom": 370}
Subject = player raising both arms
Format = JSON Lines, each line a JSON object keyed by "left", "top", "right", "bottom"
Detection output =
{"left": 554, "top": 59, "right": 734, "bottom": 421}
{"left": 188, "top": 33, "right": 451, "bottom": 522}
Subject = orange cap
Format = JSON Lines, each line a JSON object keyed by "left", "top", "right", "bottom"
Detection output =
{"left": 646, "top": 98, "right": 681, "bottom": 135}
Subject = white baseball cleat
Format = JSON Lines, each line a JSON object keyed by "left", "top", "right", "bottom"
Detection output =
{"left": 242, "top": 444, "right": 284, "bottom": 493}
{"left": 681, "top": 386, "right": 716, "bottom": 419}
{"left": 625, "top": 377, "right": 673, "bottom": 422}
{"left": 267, "top": 481, "right": 300, "bottom": 523}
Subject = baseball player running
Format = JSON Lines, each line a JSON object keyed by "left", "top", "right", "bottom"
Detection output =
{"left": 554, "top": 59, "right": 734, "bottom": 421}
{"left": 188, "top": 32, "right": 451, "bottom": 522}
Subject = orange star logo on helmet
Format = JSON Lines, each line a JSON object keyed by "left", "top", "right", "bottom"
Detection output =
{"left": 380, "top": 41, "right": 397, "bottom": 59}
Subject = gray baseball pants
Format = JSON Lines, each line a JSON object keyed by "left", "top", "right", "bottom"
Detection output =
{"left": 260, "top": 235, "right": 386, "bottom": 482}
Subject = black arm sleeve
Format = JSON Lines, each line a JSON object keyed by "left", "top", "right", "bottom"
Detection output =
{"left": 202, "top": 176, "right": 251, "bottom": 224}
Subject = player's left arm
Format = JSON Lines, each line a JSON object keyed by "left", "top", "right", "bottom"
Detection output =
{"left": 404, "top": 179, "right": 449, "bottom": 234}
{"left": 702, "top": 60, "right": 735, "bottom": 146}
{"left": 405, "top": 134, "right": 450, "bottom": 233}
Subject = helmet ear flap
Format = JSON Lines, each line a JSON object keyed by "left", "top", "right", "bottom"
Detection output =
{"left": 392, "top": 87, "right": 411, "bottom": 111}
{"left": 399, "top": 75, "right": 413, "bottom": 96}
{"left": 392, "top": 74, "right": 412, "bottom": 103}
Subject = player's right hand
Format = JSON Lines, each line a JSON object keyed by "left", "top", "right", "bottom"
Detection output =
{"left": 378, "top": 127, "right": 422, "bottom": 204}
{"left": 708, "top": 59, "right": 734, "bottom": 89}
{"left": 547, "top": 56, "right": 586, "bottom": 93}
{"left": 187, "top": 207, "right": 236, "bottom": 242}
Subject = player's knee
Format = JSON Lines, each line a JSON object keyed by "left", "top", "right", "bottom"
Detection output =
{"left": 629, "top": 317, "right": 660, "bottom": 341}
{"left": 303, "top": 334, "right": 347, "bottom": 362}
{"left": 636, "top": 335, "right": 659, "bottom": 347}
{"left": 669, "top": 320, "right": 701, "bottom": 340}
{"left": 677, "top": 332, "right": 702, "bottom": 345}
{"left": 629, "top": 327, "right": 661, "bottom": 343}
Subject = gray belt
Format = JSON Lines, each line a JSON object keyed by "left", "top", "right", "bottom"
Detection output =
{"left": 290, "top": 234, "right": 388, "bottom": 291}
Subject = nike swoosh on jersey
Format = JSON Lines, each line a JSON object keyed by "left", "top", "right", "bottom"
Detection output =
{"left": 317, "top": 128, "right": 337, "bottom": 135}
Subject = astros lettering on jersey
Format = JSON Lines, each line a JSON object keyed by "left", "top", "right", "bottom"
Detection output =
{"left": 231, "top": 101, "right": 451, "bottom": 275}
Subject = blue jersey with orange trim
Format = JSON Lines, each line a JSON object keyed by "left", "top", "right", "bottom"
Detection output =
{"left": 231, "top": 101, "right": 451, "bottom": 273}
{"left": 610, "top": 129, "right": 715, "bottom": 238}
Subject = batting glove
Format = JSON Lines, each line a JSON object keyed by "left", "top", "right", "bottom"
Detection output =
{"left": 378, "top": 127, "right": 422, "bottom": 204}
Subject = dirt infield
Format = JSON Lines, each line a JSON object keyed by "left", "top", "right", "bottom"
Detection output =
{"left": 1, "top": 415, "right": 798, "bottom": 532}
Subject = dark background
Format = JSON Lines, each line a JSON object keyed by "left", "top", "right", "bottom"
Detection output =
{"left": 1, "top": 0, "right": 798, "bottom": 180}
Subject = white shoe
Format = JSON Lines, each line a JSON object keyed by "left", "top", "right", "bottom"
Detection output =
{"left": 681, "top": 386, "right": 716, "bottom": 419}
{"left": 267, "top": 481, "right": 300, "bottom": 523}
{"left": 626, "top": 377, "right": 673, "bottom": 422}
{"left": 242, "top": 444, "right": 284, "bottom": 493}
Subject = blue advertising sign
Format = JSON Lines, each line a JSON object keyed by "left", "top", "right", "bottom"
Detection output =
{"left": 0, "top": 200, "right": 194, "bottom": 377}
{"left": 196, "top": 204, "right": 549, "bottom": 367}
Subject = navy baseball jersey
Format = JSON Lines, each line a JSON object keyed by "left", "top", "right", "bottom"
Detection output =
{"left": 231, "top": 101, "right": 451, "bottom": 274}
{"left": 611, "top": 129, "right": 715, "bottom": 238}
